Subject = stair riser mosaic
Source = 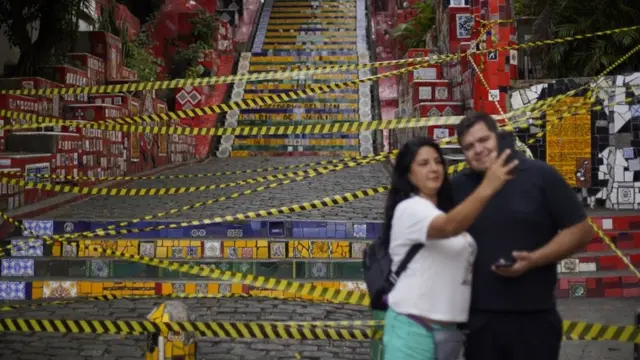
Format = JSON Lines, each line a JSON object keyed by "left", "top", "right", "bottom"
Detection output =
{"left": 218, "top": 0, "right": 366, "bottom": 157}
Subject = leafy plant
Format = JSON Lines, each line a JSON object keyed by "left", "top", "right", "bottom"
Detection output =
{"left": 122, "top": 27, "right": 164, "bottom": 82}
{"left": 518, "top": 0, "right": 640, "bottom": 77}
{"left": 389, "top": 1, "right": 436, "bottom": 50}
{"left": 171, "top": 9, "right": 219, "bottom": 79}
{"left": 0, "top": 0, "right": 92, "bottom": 76}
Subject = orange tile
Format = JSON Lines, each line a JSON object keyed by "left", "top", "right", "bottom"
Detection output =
{"left": 208, "top": 283, "right": 219, "bottom": 294}
{"left": 162, "top": 283, "right": 172, "bottom": 295}
{"left": 185, "top": 283, "right": 196, "bottom": 294}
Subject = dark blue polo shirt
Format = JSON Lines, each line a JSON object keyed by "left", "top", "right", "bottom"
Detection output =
{"left": 451, "top": 154, "right": 587, "bottom": 312}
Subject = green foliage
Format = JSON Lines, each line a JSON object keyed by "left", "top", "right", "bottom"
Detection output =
{"left": 172, "top": 9, "right": 218, "bottom": 79}
{"left": 519, "top": 0, "right": 640, "bottom": 77}
{"left": 389, "top": 1, "right": 436, "bottom": 50}
{"left": 0, "top": 0, "right": 91, "bottom": 75}
{"left": 122, "top": 28, "right": 164, "bottom": 82}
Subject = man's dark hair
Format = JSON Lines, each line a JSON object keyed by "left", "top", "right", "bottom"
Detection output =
{"left": 456, "top": 112, "right": 499, "bottom": 143}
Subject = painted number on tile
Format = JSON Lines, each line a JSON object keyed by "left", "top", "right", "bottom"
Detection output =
{"left": 227, "top": 229, "right": 243, "bottom": 238}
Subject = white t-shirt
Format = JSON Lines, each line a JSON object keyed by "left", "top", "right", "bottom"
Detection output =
{"left": 387, "top": 196, "right": 477, "bottom": 323}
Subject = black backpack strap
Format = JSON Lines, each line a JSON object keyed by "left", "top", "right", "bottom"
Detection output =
{"left": 389, "top": 243, "right": 424, "bottom": 284}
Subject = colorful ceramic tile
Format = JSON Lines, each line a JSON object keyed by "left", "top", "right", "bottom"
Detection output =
{"left": 43, "top": 281, "right": 78, "bottom": 298}
{"left": 22, "top": 220, "right": 54, "bottom": 236}
{"left": 227, "top": 247, "right": 238, "bottom": 259}
{"left": 187, "top": 246, "right": 198, "bottom": 257}
{"left": 351, "top": 242, "right": 368, "bottom": 259}
{"left": 1, "top": 259, "right": 34, "bottom": 277}
{"left": 10, "top": 239, "right": 43, "bottom": 257}
{"left": 90, "top": 260, "right": 110, "bottom": 278}
{"left": 307, "top": 262, "right": 329, "bottom": 278}
{"left": 196, "top": 283, "right": 208, "bottom": 295}
{"left": 140, "top": 242, "right": 155, "bottom": 257}
{"left": 235, "top": 262, "right": 253, "bottom": 274}
{"left": 241, "top": 248, "right": 253, "bottom": 259}
{"left": 353, "top": 224, "right": 367, "bottom": 238}
{"left": 204, "top": 240, "right": 222, "bottom": 258}
{"left": 270, "top": 242, "right": 286, "bottom": 258}
{"left": 171, "top": 247, "right": 184, "bottom": 259}
{"left": 310, "top": 241, "right": 330, "bottom": 258}
{"left": 172, "top": 283, "right": 185, "bottom": 294}
{"left": 0, "top": 282, "right": 26, "bottom": 300}
{"left": 62, "top": 243, "right": 78, "bottom": 257}
{"left": 219, "top": 283, "right": 231, "bottom": 294}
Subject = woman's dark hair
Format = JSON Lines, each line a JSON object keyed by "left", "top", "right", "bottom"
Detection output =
{"left": 381, "top": 137, "right": 454, "bottom": 248}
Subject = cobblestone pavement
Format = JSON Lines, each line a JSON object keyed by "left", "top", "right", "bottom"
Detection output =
{"left": 0, "top": 297, "right": 636, "bottom": 360}
{"left": 37, "top": 157, "right": 390, "bottom": 221}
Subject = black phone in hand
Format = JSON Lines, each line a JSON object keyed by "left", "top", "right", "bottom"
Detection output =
{"left": 496, "top": 130, "right": 518, "bottom": 172}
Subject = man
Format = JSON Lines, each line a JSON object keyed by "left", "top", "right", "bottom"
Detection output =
{"left": 451, "top": 112, "right": 593, "bottom": 360}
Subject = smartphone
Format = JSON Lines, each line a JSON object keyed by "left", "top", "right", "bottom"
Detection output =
{"left": 493, "top": 257, "right": 515, "bottom": 268}
{"left": 496, "top": 130, "right": 518, "bottom": 171}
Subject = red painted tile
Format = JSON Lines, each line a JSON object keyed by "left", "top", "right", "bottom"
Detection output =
{"left": 621, "top": 276, "right": 639, "bottom": 285}
{"left": 622, "top": 287, "right": 640, "bottom": 297}
{"left": 586, "top": 278, "right": 597, "bottom": 289}
{"left": 601, "top": 277, "right": 621, "bottom": 287}
{"left": 155, "top": 282, "right": 163, "bottom": 295}
{"left": 558, "top": 279, "right": 569, "bottom": 290}
{"left": 604, "top": 288, "right": 623, "bottom": 297}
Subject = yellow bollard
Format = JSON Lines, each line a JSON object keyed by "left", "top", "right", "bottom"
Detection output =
{"left": 145, "top": 301, "right": 197, "bottom": 360}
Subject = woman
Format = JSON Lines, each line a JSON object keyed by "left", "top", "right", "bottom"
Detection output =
{"left": 382, "top": 137, "right": 517, "bottom": 360}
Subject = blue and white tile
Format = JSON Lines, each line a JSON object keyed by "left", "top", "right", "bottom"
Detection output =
{"left": 22, "top": 220, "right": 54, "bottom": 236}
{"left": 1, "top": 259, "right": 35, "bottom": 277}
{"left": 10, "top": 238, "right": 44, "bottom": 257}
{"left": 0, "top": 282, "right": 27, "bottom": 300}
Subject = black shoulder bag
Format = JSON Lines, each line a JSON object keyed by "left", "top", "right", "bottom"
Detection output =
{"left": 362, "top": 238, "right": 424, "bottom": 311}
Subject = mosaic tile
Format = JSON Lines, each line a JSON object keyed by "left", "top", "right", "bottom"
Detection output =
{"left": 227, "top": 247, "right": 238, "bottom": 259}
{"left": 351, "top": 242, "right": 368, "bottom": 259}
{"left": 307, "top": 262, "right": 330, "bottom": 278}
{"left": 219, "top": 283, "right": 231, "bottom": 294}
{"left": 171, "top": 247, "right": 184, "bottom": 259}
{"left": 1, "top": 259, "right": 34, "bottom": 277}
{"left": 194, "top": 283, "right": 207, "bottom": 295}
{"left": 62, "top": 243, "right": 78, "bottom": 257}
{"left": 10, "top": 239, "right": 43, "bottom": 257}
{"left": 310, "top": 241, "right": 330, "bottom": 258}
{"left": 172, "top": 283, "right": 185, "bottom": 294}
{"left": 204, "top": 240, "right": 222, "bottom": 258}
{"left": 22, "top": 220, "right": 54, "bottom": 236}
{"left": 90, "top": 260, "right": 110, "bottom": 278}
{"left": 187, "top": 246, "right": 198, "bottom": 257}
{"left": 241, "top": 248, "right": 253, "bottom": 259}
{"left": 43, "top": 281, "right": 77, "bottom": 298}
{"left": 140, "top": 242, "right": 155, "bottom": 257}
{"left": 0, "top": 282, "right": 27, "bottom": 300}
{"left": 270, "top": 242, "right": 286, "bottom": 258}
{"left": 353, "top": 224, "right": 367, "bottom": 238}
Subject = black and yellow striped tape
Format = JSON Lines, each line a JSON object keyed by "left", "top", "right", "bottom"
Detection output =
{"left": 0, "top": 154, "right": 382, "bottom": 196}
{"left": 0, "top": 317, "right": 637, "bottom": 343}
{"left": 1, "top": 156, "right": 386, "bottom": 257}
{"left": 0, "top": 318, "right": 381, "bottom": 340}
{"left": 0, "top": 289, "right": 370, "bottom": 312}
{"left": 0, "top": 25, "right": 637, "bottom": 96}
{"left": 2, "top": 150, "right": 390, "bottom": 182}
{"left": 0, "top": 186, "right": 387, "bottom": 305}
{"left": 2, "top": 26, "right": 639, "bottom": 130}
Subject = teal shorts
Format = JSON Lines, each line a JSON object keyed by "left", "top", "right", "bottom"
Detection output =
{"left": 382, "top": 308, "right": 464, "bottom": 360}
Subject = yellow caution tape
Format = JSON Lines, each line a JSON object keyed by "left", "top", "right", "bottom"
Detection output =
{"left": 1, "top": 25, "right": 638, "bottom": 128}
{"left": 0, "top": 290, "right": 368, "bottom": 312}
{"left": 4, "top": 151, "right": 385, "bottom": 182}
{"left": 0, "top": 155, "right": 387, "bottom": 257}
{"left": 0, "top": 317, "right": 636, "bottom": 343}
{"left": 0, "top": 153, "right": 382, "bottom": 196}
{"left": 2, "top": 23, "right": 634, "bottom": 96}
{"left": 0, "top": 185, "right": 388, "bottom": 306}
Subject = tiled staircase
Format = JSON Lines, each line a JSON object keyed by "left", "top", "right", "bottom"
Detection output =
{"left": 216, "top": 0, "right": 370, "bottom": 157}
